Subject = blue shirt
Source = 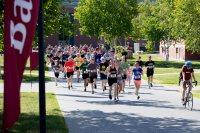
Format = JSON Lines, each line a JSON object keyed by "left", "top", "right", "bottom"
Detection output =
{"left": 133, "top": 68, "right": 143, "bottom": 80}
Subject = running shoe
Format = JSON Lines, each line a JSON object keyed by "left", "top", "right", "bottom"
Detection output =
{"left": 92, "top": 90, "right": 94, "bottom": 94}
{"left": 109, "top": 94, "right": 112, "bottom": 100}
{"left": 137, "top": 96, "right": 140, "bottom": 100}
{"left": 150, "top": 83, "right": 153, "bottom": 87}
{"left": 71, "top": 85, "right": 73, "bottom": 89}
{"left": 68, "top": 86, "right": 70, "bottom": 90}
{"left": 114, "top": 98, "right": 118, "bottom": 102}
{"left": 84, "top": 88, "right": 86, "bottom": 92}
{"left": 104, "top": 86, "right": 107, "bottom": 90}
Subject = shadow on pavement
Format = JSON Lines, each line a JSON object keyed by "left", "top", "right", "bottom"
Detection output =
{"left": 65, "top": 110, "right": 200, "bottom": 133}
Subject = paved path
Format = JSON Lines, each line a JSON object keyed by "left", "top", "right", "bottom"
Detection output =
{"left": 0, "top": 72, "right": 200, "bottom": 133}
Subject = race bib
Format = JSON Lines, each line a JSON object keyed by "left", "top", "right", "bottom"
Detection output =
{"left": 83, "top": 71, "right": 89, "bottom": 74}
{"left": 90, "top": 70, "right": 97, "bottom": 73}
{"left": 148, "top": 66, "right": 153, "bottom": 69}
{"left": 134, "top": 75, "right": 141, "bottom": 79}
{"left": 110, "top": 74, "right": 116, "bottom": 78}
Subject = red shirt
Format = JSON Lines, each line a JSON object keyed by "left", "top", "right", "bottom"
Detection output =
{"left": 64, "top": 61, "right": 75, "bottom": 72}
{"left": 182, "top": 66, "right": 193, "bottom": 80}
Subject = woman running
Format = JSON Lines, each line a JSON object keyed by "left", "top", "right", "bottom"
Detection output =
{"left": 115, "top": 60, "right": 124, "bottom": 100}
{"left": 99, "top": 57, "right": 109, "bottom": 92}
{"left": 120, "top": 56, "right": 129, "bottom": 92}
{"left": 52, "top": 59, "right": 63, "bottom": 86}
{"left": 64, "top": 56, "right": 75, "bottom": 90}
{"left": 133, "top": 62, "right": 143, "bottom": 99}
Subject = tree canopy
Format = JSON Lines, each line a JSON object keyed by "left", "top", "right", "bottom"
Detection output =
{"left": 74, "top": 0, "right": 138, "bottom": 44}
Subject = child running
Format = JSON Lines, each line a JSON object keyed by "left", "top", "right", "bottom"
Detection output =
{"left": 132, "top": 62, "right": 143, "bottom": 99}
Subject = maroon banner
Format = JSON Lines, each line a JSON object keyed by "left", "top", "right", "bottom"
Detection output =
{"left": 2, "top": 0, "right": 39, "bottom": 130}
{"left": 30, "top": 50, "right": 39, "bottom": 71}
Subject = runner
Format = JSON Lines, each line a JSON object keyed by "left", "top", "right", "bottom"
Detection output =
{"left": 181, "top": 61, "right": 196, "bottom": 104}
{"left": 99, "top": 57, "right": 109, "bottom": 92}
{"left": 115, "top": 60, "right": 124, "bottom": 101}
{"left": 64, "top": 56, "right": 75, "bottom": 90}
{"left": 145, "top": 56, "right": 155, "bottom": 88}
{"left": 106, "top": 59, "right": 118, "bottom": 102}
{"left": 87, "top": 57, "right": 99, "bottom": 94}
{"left": 126, "top": 64, "right": 132, "bottom": 87}
{"left": 52, "top": 59, "right": 63, "bottom": 86}
{"left": 136, "top": 56, "right": 144, "bottom": 68}
{"left": 74, "top": 53, "right": 83, "bottom": 82}
{"left": 120, "top": 56, "right": 129, "bottom": 92}
{"left": 133, "top": 62, "right": 143, "bottom": 99}
{"left": 80, "top": 57, "right": 89, "bottom": 92}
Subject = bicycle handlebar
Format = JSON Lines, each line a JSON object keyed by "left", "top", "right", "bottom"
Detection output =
{"left": 192, "top": 81, "right": 198, "bottom": 86}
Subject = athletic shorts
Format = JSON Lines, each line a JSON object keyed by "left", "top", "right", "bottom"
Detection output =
{"left": 54, "top": 72, "right": 59, "bottom": 78}
{"left": 67, "top": 72, "right": 74, "bottom": 78}
{"left": 122, "top": 74, "right": 127, "bottom": 80}
{"left": 89, "top": 75, "right": 97, "bottom": 83}
{"left": 100, "top": 74, "right": 107, "bottom": 80}
{"left": 75, "top": 67, "right": 80, "bottom": 71}
{"left": 82, "top": 73, "right": 89, "bottom": 79}
{"left": 117, "top": 80, "right": 123, "bottom": 85}
{"left": 127, "top": 75, "right": 131, "bottom": 80}
{"left": 108, "top": 77, "right": 117, "bottom": 86}
{"left": 147, "top": 70, "right": 154, "bottom": 77}
{"left": 134, "top": 80, "right": 141, "bottom": 86}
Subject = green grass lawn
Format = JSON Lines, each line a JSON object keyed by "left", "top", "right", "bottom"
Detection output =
{"left": 193, "top": 90, "right": 200, "bottom": 99}
{"left": 128, "top": 53, "right": 200, "bottom": 69}
{"left": 0, "top": 93, "right": 68, "bottom": 133}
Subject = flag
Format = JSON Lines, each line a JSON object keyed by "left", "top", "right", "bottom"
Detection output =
{"left": 2, "top": 0, "right": 39, "bottom": 130}
{"left": 30, "top": 50, "right": 39, "bottom": 71}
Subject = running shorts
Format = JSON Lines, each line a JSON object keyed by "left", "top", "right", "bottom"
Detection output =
{"left": 75, "top": 66, "right": 80, "bottom": 71}
{"left": 82, "top": 73, "right": 89, "bottom": 80}
{"left": 147, "top": 70, "right": 154, "bottom": 77}
{"left": 108, "top": 77, "right": 117, "bottom": 86}
{"left": 54, "top": 72, "right": 59, "bottom": 78}
{"left": 100, "top": 74, "right": 107, "bottom": 80}
{"left": 89, "top": 75, "right": 97, "bottom": 83}
{"left": 122, "top": 74, "right": 127, "bottom": 80}
{"left": 67, "top": 72, "right": 74, "bottom": 78}
{"left": 134, "top": 80, "right": 141, "bottom": 86}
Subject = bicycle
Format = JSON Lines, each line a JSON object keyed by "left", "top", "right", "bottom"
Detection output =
{"left": 183, "top": 80, "right": 198, "bottom": 111}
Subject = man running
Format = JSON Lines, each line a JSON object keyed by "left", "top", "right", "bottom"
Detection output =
{"left": 106, "top": 59, "right": 118, "bottom": 102}
{"left": 64, "top": 56, "right": 75, "bottom": 90}
{"left": 120, "top": 56, "right": 129, "bottom": 92}
{"left": 74, "top": 53, "right": 83, "bottom": 82}
{"left": 145, "top": 56, "right": 155, "bottom": 88}
{"left": 99, "top": 57, "right": 109, "bottom": 92}
{"left": 87, "top": 57, "right": 99, "bottom": 94}
{"left": 80, "top": 57, "right": 89, "bottom": 92}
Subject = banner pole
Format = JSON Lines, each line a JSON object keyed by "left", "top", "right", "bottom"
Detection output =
{"left": 38, "top": 0, "right": 46, "bottom": 133}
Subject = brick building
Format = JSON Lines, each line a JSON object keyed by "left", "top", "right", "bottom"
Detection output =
{"left": 160, "top": 40, "right": 200, "bottom": 61}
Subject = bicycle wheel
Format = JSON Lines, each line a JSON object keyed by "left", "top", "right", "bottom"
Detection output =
{"left": 187, "top": 92, "right": 193, "bottom": 111}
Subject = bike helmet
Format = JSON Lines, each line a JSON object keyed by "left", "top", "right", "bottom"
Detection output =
{"left": 185, "top": 61, "right": 192, "bottom": 67}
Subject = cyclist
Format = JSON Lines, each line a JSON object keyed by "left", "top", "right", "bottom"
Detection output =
{"left": 87, "top": 57, "right": 99, "bottom": 94}
{"left": 74, "top": 53, "right": 83, "bottom": 82}
{"left": 133, "top": 62, "right": 143, "bottom": 99}
{"left": 99, "top": 57, "right": 109, "bottom": 92}
{"left": 181, "top": 61, "right": 196, "bottom": 104}
{"left": 145, "top": 56, "right": 155, "bottom": 88}
{"left": 80, "top": 57, "right": 89, "bottom": 92}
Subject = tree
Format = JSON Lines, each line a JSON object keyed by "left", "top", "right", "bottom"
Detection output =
{"left": 0, "top": 0, "right": 73, "bottom": 50}
{"left": 173, "top": 0, "right": 200, "bottom": 53}
{"left": 74, "top": 0, "right": 138, "bottom": 46}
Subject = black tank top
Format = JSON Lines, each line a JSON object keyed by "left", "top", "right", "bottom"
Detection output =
{"left": 109, "top": 66, "right": 117, "bottom": 78}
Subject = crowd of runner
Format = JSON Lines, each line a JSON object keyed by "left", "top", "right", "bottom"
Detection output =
{"left": 46, "top": 44, "right": 156, "bottom": 102}
{"left": 46, "top": 43, "right": 197, "bottom": 105}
